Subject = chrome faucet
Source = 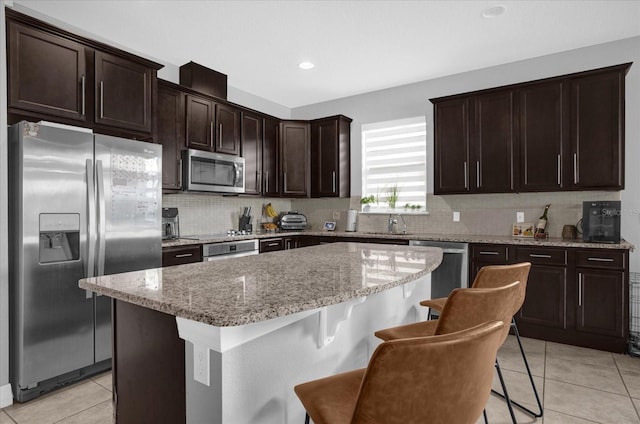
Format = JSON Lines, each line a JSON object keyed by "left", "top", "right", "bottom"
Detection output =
{"left": 388, "top": 214, "right": 407, "bottom": 234}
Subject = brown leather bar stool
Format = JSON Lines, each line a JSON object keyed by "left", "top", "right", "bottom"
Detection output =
{"left": 295, "top": 321, "right": 506, "bottom": 424}
{"left": 421, "top": 262, "right": 542, "bottom": 420}
{"left": 375, "top": 280, "right": 525, "bottom": 424}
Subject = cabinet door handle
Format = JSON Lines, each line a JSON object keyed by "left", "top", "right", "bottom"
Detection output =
{"left": 530, "top": 254, "right": 552, "bottom": 259}
{"left": 210, "top": 122, "right": 214, "bottom": 145}
{"left": 587, "top": 257, "right": 614, "bottom": 262}
{"left": 219, "top": 123, "right": 223, "bottom": 148}
{"left": 464, "top": 161, "right": 468, "bottom": 189}
{"left": 267, "top": 242, "right": 279, "bottom": 247}
{"left": 283, "top": 172, "right": 288, "bottom": 192}
{"left": 178, "top": 158, "right": 183, "bottom": 188}
{"left": 175, "top": 253, "right": 193, "bottom": 258}
{"left": 578, "top": 272, "right": 582, "bottom": 307}
{"left": 573, "top": 153, "right": 578, "bottom": 184}
{"left": 332, "top": 171, "right": 336, "bottom": 193}
{"left": 476, "top": 161, "right": 481, "bottom": 188}
{"left": 557, "top": 154, "right": 561, "bottom": 185}
{"left": 99, "top": 81, "right": 104, "bottom": 118}
{"left": 81, "top": 75, "right": 86, "bottom": 116}
{"left": 479, "top": 251, "right": 499, "bottom": 255}
{"left": 265, "top": 171, "right": 269, "bottom": 192}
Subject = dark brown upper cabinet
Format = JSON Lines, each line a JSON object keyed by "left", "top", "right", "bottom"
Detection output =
{"left": 157, "top": 81, "right": 185, "bottom": 191}
{"left": 241, "top": 112, "right": 263, "bottom": 195}
{"left": 518, "top": 80, "right": 569, "bottom": 192}
{"left": 262, "top": 118, "right": 280, "bottom": 197}
{"left": 433, "top": 91, "right": 515, "bottom": 194}
{"left": 215, "top": 103, "right": 241, "bottom": 155}
{"left": 433, "top": 98, "right": 471, "bottom": 194}
{"left": 570, "top": 68, "right": 626, "bottom": 190}
{"left": 280, "top": 121, "right": 310, "bottom": 197}
{"left": 94, "top": 51, "right": 154, "bottom": 134}
{"left": 310, "top": 115, "right": 352, "bottom": 198}
{"left": 6, "top": 10, "right": 161, "bottom": 140}
{"left": 7, "top": 20, "right": 88, "bottom": 122}
{"left": 185, "top": 94, "right": 214, "bottom": 151}
{"left": 432, "top": 63, "right": 631, "bottom": 194}
{"left": 471, "top": 90, "right": 515, "bottom": 193}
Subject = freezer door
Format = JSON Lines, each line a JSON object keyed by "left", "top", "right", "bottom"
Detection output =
{"left": 8, "top": 122, "right": 95, "bottom": 389}
{"left": 94, "top": 135, "right": 162, "bottom": 361}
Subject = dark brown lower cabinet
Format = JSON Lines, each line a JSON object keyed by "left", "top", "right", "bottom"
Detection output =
{"left": 112, "top": 300, "right": 185, "bottom": 423}
{"left": 470, "top": 243, "right": 629, "bottom": 353}
{"left": 162, "top": 245, "right": 202, "bottom": 266}
{"left": 517, "top": 264, "right": 568, "bottom": 329}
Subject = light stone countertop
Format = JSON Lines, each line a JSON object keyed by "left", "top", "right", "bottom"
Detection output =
{"left": 162, "top": 231, "right": 634, "bottom": 251}
{"left": 80, "top": 242, "right": 443, "bottom": 326}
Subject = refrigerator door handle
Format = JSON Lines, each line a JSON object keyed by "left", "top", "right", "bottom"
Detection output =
{"left": 86, "top": 159, "right": 96, "bottom": 299}
{"left": 96, "top": 160, "right": 107, "bottom": 278}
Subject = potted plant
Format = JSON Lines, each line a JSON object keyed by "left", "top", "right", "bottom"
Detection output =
{"left": 385, "top": 185, "right": 400, "bottom": 209}
{"left": 360, "top": 195, "right": 376, "bottom": 212}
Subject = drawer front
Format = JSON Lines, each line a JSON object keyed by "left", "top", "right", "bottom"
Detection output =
{"left": 516, "top": 247, "right": 567, "bottom": 266}
{"left": 259, "top": 238, "right": 284, "bottom": 253}
{"left": 576, "top": 250, "right": 626, "bottom": 269}
{"left": 162, "top": 245, "right": 202, "bottom": 266}
{"left": 471, "top": 245, "right": 509, "bottom": 263}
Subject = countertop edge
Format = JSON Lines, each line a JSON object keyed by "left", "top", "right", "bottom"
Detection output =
{"left": 163, "top": 231, "right": 634, "bottom": 251}
{"left": 81, "top": 244, "right": 443, "bottom": 327}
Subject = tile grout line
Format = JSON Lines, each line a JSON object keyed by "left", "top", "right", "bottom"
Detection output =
{"left": 50, "top": 399, "right": 112, "bottom": 424}
{"left": 1, "top": 410, "right": 19, "bottom": 424}
{"left": 613, "top": 354, "right": 640, "bottom": 420}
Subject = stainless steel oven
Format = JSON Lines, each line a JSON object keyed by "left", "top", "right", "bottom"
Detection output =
{"left": 202, "top": 239, "right": 259, "bottom": 261}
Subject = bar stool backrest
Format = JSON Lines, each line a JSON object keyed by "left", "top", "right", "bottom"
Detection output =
{"left": 352, "top": 321, "right": 505, "bottom": 424}
{"left": 435, "top": 281, "right": 524, "bottom": 344}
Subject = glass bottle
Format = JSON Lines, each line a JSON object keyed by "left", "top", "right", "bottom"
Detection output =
{"left": 534, "top": 204, "right": 551, "bottom": 239}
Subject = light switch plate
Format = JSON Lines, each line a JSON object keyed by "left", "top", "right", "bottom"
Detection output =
{"left": 453, "top": 211, "right": 460, "bottom": 222}
{"left": 517, "top": 212, "right": 525, "bottom": 223}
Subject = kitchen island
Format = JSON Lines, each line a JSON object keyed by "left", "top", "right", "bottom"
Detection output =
{"left": 80, "top": 242, "right": 442, "bottom": 424}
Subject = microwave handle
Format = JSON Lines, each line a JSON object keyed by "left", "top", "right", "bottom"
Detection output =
{"left": 233, "top": 162, "right": 240, "bottom": 185}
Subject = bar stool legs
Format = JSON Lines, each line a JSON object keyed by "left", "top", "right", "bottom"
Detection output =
{"left": 491, "top": 318, "right": 544, "bottom": 421}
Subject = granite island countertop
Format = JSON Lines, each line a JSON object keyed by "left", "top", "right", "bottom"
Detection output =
{"left": 80, "top": 242, "right": 443, "bottom": 327}
{"left": 162, "top": 230, "right": 635, "bottom": 251}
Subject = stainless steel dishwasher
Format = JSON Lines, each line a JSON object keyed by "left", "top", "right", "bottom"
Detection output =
{"left": 409, "top": 240, "right": 469, "bottom": 300}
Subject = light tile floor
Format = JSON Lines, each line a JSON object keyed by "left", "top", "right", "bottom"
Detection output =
{"left": 0, "top": 335, "right": 639, "bottom": 423}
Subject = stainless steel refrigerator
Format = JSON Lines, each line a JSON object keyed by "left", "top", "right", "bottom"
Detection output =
{"left": 8, "top": 121, "right": 162, "bottom": 402}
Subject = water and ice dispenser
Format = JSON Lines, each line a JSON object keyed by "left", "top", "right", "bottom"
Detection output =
{"left": 39, "top": 214, "right": 80, "bottom": 263}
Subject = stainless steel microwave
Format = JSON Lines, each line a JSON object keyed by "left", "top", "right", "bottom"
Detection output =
{"left": 183, "top": 149, "right": 245, "bottom": 194}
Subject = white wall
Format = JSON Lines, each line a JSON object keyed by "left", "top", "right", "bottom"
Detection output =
{"left": 292, "top": 36, "right": 640, "bottom": 273}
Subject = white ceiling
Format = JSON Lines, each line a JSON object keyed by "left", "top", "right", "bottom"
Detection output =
{"left": 11, "top": 0, "right": 640, "bottom": 108}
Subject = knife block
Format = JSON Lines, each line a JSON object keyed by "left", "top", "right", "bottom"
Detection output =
{"left": 238, "top": 216, "right": 251, "bottom": 232}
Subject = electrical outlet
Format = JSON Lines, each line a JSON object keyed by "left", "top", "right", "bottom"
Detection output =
{"left": 453, "top": 211, "right": 460, "bottom": 222}
{"left": 333, "top": 210, "right": 340, "bottom": 220}
{"left": 517, "top": 212, "right": 525, "bottom": 223}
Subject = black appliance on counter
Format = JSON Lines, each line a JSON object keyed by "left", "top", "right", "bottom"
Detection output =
{"left": 582, "top": 201, "right": 621, "bottom": 243}
{"left": 162, "top": 207, "right": 180, "bottom": 240}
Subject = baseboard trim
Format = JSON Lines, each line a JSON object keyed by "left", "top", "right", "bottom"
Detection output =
{"left": 0, "top": 383, "right": 13, "bottom": 408}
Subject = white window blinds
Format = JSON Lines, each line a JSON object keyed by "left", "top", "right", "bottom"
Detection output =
{"left": 361, "top": 117, "right": 427, "bottom": 212}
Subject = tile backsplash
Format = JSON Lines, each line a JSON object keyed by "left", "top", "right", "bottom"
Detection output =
{"left": 291, "top": 191, "right": 621, "bottom": 237}
{"left": 163, "top": 193, "right": 291, "bottom": 236}
{"left": 165, "top": 191, "right": 620, "bottom": 238}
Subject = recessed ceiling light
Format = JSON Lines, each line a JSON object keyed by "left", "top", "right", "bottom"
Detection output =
{"left": 299, "top": 61, "right": 315, "bottom": 70}
{"left": 482, "top": 5, "right": 506, "bottom": 18}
